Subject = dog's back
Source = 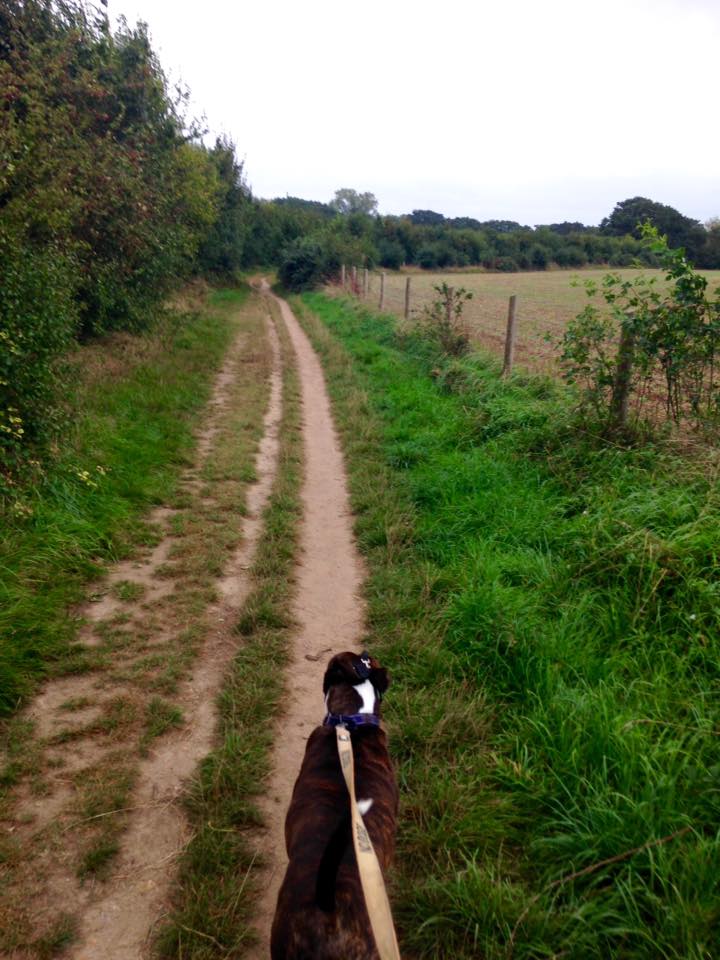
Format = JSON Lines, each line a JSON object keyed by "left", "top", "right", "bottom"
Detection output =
{"left": 271, "top": 653, "right": 398, "bottom": 960}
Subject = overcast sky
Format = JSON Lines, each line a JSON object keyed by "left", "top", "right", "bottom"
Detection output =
{"left": 109, "top": 0, "right": 719, "bottom": 226}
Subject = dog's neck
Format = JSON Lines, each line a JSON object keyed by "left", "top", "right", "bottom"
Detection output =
{"left": 325, "top": 680, "right": 378, "bottom": 716}
{"left": 325, "top": 680, "right": 379, "bottom": 718}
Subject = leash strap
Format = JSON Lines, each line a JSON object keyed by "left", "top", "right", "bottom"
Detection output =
{"left": 335, "top": 724, "right": 401, "bottom": 960}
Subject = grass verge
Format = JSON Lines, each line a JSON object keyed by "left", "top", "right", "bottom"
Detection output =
{"left": 295, "top": 292, "right": 720, "bottom": 960}
{"left": 156, "top": 297, "right": 303, "bottom": 958}
{"left": 0, "top": 290, "right": 242, "bottom": 716}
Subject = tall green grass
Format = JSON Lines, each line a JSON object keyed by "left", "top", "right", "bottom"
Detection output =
{"left": 0, "top": 291, "right": 242, "bottom": 716}
{"left": 297, "top": 292, "right": 720, "bottom": 959}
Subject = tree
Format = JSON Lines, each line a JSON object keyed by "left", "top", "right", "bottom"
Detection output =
{"left": 479, "top": 220, "right": 527, "bottom": 233}
{"left": 377, "top": 239, "right": 404, "bottom": 270}
{"left": 409, "top": 209, "right": 445, "bottom": 226}
{"left": 273, "top": 196, "right": 336, "bottom": 218}
{"left": 196, "top": 137, "right": 251, "bottom": 276}
{"left": 329, "top": 188, "right": 378, "bottom": 217}
{"left": 600, "top": 197, "right": 705, "bottom": 262}
{"left": 699, "top": 217, "right": 720, "bottom": 269}
{"left": 536, "top": 221, "right": 592, "bottom": 235}
{"left": 448, "top": 216, "right": 482, "bottom": 230}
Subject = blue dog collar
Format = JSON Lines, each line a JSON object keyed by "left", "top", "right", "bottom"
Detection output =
{"left": 323, "top": 713, "right": 380, "bottom": 731}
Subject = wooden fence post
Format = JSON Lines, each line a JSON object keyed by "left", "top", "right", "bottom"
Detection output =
{"left": 609, "top": 322, "right": 635, "bottom": 431}
{"left": 379, "top": 272, "right": 385, "bottom": 310}
{"left": 445, "top": 286, "right": 454, "bottom": 328}
{"left": 363, "top": 268, "right": 368, "bottom": 299}
{"left": 404, "top": 276, "right": 411, "bottom": 319}
{"left": 502, "top": 295, "right": 517, "bottom": 376}
{"left": 341, "top": 264, "right": 346, "bottom": 288}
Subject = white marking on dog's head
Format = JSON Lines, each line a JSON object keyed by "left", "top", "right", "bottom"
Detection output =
{"left": 353, "top": 679, "right": 376, "bottom": 714}
{"left": 357, "top": 798, "right": 373, "bottom": 816}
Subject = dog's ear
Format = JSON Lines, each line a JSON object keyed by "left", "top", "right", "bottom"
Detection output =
{"left": 370, "top": 666, "right": 389, "bottom": 696}
{"left": 323, "top": 653, "right": 356, "bottom": 693}
{"left": 323, "top": 662, "right": 344, "bottom": 694}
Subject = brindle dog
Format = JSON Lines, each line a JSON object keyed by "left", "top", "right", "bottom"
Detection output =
{"left": 271, "top": 651, "right": 398, "bottom": 960}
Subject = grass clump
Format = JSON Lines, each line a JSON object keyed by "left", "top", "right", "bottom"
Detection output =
{"left": 31, "top": 914, "right": 78, "bottom": 960}
{"left": 141, "top": 697, "right": 184, "bottom": 754}
{"left": 112, "top": 581, "right": 146, "bottom": 603}
{"left": 297, "top": 292, "right": 720, "bottom": 959}
{"left": 77, "top": 837, "right": 121, "bottom": 880}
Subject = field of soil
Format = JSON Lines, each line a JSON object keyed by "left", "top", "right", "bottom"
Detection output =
{"left": 362, "top": 268, "right": 720, "bottom": 375}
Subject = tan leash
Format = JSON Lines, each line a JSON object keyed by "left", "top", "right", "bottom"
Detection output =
{"left": 335, "top": 724, "right": 401, "bottom": 960}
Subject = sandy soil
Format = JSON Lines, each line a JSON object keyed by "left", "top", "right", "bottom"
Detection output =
{"left": 244, "top": 286, "right": 367, "bottom": 956}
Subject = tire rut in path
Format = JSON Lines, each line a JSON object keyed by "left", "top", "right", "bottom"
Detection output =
{"left": 68, "top": 307, "right": 284, "bottom": 959}
{"left": 246, "top": 286, "right": 367, "bottom": 956}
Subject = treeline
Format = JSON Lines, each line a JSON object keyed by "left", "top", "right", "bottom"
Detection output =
{"left": 273, "top": 203, "right": 665, "bottom": 292}
{"left": 274, "top": 195, "right": 720, "bottom": 290}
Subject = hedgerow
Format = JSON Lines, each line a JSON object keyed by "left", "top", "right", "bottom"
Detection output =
{"left": 0, "top": 0, "right": 223, "bottom": 498}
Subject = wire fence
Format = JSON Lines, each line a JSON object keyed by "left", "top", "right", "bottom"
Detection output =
{"left": 333, "top": 266, "right": 566, "bottom": 377}
{"left": 331, "top": 265, "right": 720, "bottom": 430}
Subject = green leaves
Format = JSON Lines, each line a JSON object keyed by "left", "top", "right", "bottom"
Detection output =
{"left": 0, "top": 1, "right": 227, "bottom": 498}
{"left": 560, "top": 228, "right": 720, "bottom": 433}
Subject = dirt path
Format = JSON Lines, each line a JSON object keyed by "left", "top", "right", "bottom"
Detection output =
{"left": 245, "top": 286, "right": 367, "bottom": 955}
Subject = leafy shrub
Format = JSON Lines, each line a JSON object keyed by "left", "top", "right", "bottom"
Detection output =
{"left": 417, "top": 244, "right": 441, "bottom": 270}
{"left": 561, "top": 225, "right": 720, "bottom": 432}
{"left": 417, "top": 282, "right": 474, "bottom": 357}
{"left": 278, "top": 238, "right": 330, "bottom": 291}
{"left": 495, "top": 256, "right": 519, "bottom": 272}
{"left": 0, "top": 0, "right": 226, "bottom": 497}
{"left": 530, "top": 245, "right": 549, "bottom": 269}
{"left": 377, "top": 239, "right": 405, "bottom": 270}
{"left": 554, "top": 245, "right": 588, "bottom": 267}
{"left": 0, "top": 237, "right": 77, "bottom": 497}
{"left": 608, "top": 252, "right": 635, "bottom": 267}
{"left": 435, "top": 242, "right": 455, "bottom": 268}
{"left": 187, "top": 138, "right": 251, "bottom": 278}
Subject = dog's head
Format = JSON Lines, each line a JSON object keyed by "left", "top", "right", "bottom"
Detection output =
{"left": 323, "top": 650, "right": 389, "bottom": 717}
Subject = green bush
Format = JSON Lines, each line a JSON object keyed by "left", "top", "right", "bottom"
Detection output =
{"left": 0, "top": 237, "right": 77, "bottom": 496}
{"left": 417, "top": 244, "right": 441, "bottom": 269}
{"left": 378, "top": 239, "right": 405, "bottom": 270}
{"left": 554, "top": 244, "right": 588, "bottom": 267}
{"left": 0, "top": 1, "right": 224, "bottom": 495}
{"left": 530, "top": 245, "right": 548, "bottom": 269}
{"left": 278, "top": 237, "right": 330, "bottom": 291}
{"left": 561, "top": 225, "right": 720, "bottom": 431}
